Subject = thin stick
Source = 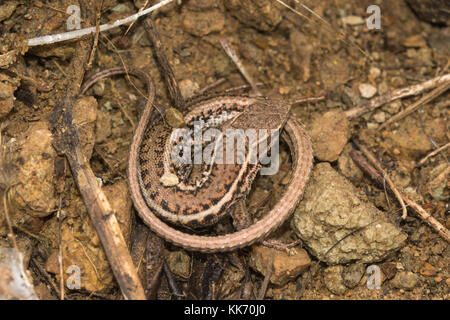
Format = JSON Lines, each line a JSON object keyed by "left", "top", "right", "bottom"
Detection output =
{"left": 350, "top": 150, "right": 450, "bottom": 242}
{"left": 27, "top": 0, "right": 174, "bottom": 47}
{"left": 136, "top": 8, "right": 186, "bottom": 110}
{"left": 379, "top": 82, "right": 450, "bottom": 129}
{"left": 197, "top": 78, "right": 227, "bottom": 95}
{"left": 345, "top": 74, "right": 450, "bottom": 119}
{"left": 418, "top": 142, "right": 450, "bottom": 166}
{"left": 353, "top": 140, "right": 408, "bottom": 219}
{"left": 57, "top": 195, "right": 65, "bottom": 300}
{"left": 49, "top": 2, "right": 145, "bottom": 299}
{"left": 86, "top": 0, "right": 103, "bottom": 70}
{"left": 220, "top": 38, "right": 262, "bottom": 97}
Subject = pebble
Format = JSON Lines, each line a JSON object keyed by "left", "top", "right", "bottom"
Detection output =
{"left": 419, "top": 262, "right": 437, "bottom": 277}
{"left": 11, "top": 122, "right": 57, "bottom": 218}
{"left": 182, "top": 9, "right": 225, "bottom": 37}
{"left": 383, "top": 100, "right": 402, "bottom": 114}
{"left": 179, "top": 79, "right": 199, "bottom": 99}
{"left": 373, "top": 111, "right": 386, "bottom": 123}
{"left": 391, "top": 271, "right": 419, "bottom": 290}
{"left": 0, "top": 82, "right": 15, "bottom": 118}
{"left": 307, "top": 110, "right": 349, "bottom": 162}
{"left": 166, "top": 250, "right": 191, "bottom": 279}
{"left": 249, "top": 245, "right": 310, "bottom": 286}
{"left": 342, "top": 263, "right": 365, "bottom": 288}
{"left": 369, "top": 67, "right": 381, "bottom": 79}
{"left": 0, "top": 2, "right": 18, "bottom": 22}
{"left": 165, "top": 107, "right": 185, "bottom": 128}
{"left": 342, "top": 15, "right": 365, "bottom": 25}
{"left": 323, "top": 266, "right": 347, "bottom": 295}
{"left": 359, "top": 83, "right": 377, "bottom": 99}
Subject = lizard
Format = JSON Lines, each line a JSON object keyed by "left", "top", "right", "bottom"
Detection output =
{"left": 81, "top": 67, "right": 314, "bottom": 253}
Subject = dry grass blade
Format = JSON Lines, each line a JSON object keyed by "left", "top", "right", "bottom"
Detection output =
{"left": 379, "top": 81, "right": 450, "bottom": 129}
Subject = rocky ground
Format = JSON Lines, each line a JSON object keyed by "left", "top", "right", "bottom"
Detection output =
{"left": 0, "top": 0, "right": 449, "bottom": 300}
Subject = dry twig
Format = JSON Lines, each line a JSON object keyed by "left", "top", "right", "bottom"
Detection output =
{"left": 353, "top": 140, "right": 408, "bottom": 219}
{"left": 350, "top": 149, "right": 450, "bottom": 242}
{"left": 379, "top": 82, "right": 450, "bottom": 129}
{"left": 417, "top": 142, "right": 450, "bottom": 167}
{"left": 49, "top": 3, "right": 145, "bottom": 300}
{"left": 345, "top": 74, "right": 450, "bottom": 119}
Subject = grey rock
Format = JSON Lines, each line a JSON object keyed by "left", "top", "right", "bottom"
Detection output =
{"left": 323, "top": 266, "right": 347, "bottom": 295}
{"left": 342, "top": 263, "right": 365, "bottom": 288}
{"left": 391, "top": 271, "right": 420, "bottom": 290}
{"left": 292, "top": 163, "right": 407, "bottom": 265}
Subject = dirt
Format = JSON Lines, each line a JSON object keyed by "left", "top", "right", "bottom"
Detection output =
{"left": 0, "top": 0, "right": 449, "bottom": 300}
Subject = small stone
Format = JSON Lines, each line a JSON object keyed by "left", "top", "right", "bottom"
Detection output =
{"left": 380, "top": 262, "right": 397, "bottom": 281}
{"left": 279, "top": 86, "right": 291, "bottom": 95}
{"left": 72, "top": 96, "right": 97, "bottom": 160}
{"left": 307, "top": 110, "right": 350, "bottom": 162}
{"left": 165, "top": 107, "right": 185, "bottom": 128}
{"left": 337, "top": 144, "right": 364, "bottom": 182}
{"left": 341, "top": 87, "right": 361, "bottom": 107}
{"left": 0, "top": 2, "right": 18, "bottom": 22}
{"left": 373, "top": 111, "right": 386, "bottom": 123}
{"left": 419, "top": 262, "right": 437, "bottom": 277}
{"left": 249, "top": 245, "right": 310, "bottom": 286}
{"left": 182, "top": 9, "right": 225, "bottom": 37}
{"left": 11, "top": 122, "right": 57, "bottom": 218}
{"left": 324, "top": 266, "right": 347, "bottom": 295}
{"left": 369, "top": 67, "right": 381, "bottom": 79}
{"left": 93, "top": 82, "right": 105, "bottom": 97}
{"left": 402, "top": 34, "right": 427, "bottom": 48}
{"left": 342, "top": 263, "right": 365, "bottom": 288}
{"left": 342, "top": 15, "right": 365, "bottom": 25}
{"left": 367, "top": 122, "right": 379, "bottom": 130}
{"left": 224, "top": 0, "right": 282, "bottom": 32}
{"left": 166, "top": 250, "right": 191, "bottom": 279}
{"left": 391, "top": 271, "right": 419, "bottom": 290}
{"left": 0, "top": 82, "right": 15, "bottom": 119}
{"left": 179, "top": 79, "right": 199, "bottom": 99}
{"left": 359, "top": 83, "right": 377, "bottom": 99}
{"left": 160, "top": 171, "right": 179, "bottom": 187}
{"left": 383, "top": 100, "right": 402, "bottom": 114}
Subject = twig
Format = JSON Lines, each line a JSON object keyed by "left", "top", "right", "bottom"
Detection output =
{"left": 27, "top": 0, "right": 174, "bottom": 47}
{"left": 379, "top": 82, "right": 450, "bottom": 129}
{"left": 353, "top": 140, "right": 408, "bottom": 219}
{"left": 49, "top": 3, "right": 145, "bottom": 300}
{"left": 136, "top": 6, "right": 186, "bottom": 110}
{"left": 257, "top": 262, "right": 273, "bottom": 300}
{"left": 57, "top": 195, "right": 64, "bottom": 300}
{"left": 418, "top": 142, "right": 450, "bottom": 166}
{"left": 350, "top": 149, "right": 450, "bottom": 242}
{"left": 197, "top": 78, "right": 227, "bottom": 95}
{"left": 345, "top": 74, "right": 450, "bottom": 119}
{"left": 86, "top": 0, "right": 103, "bottom": 70}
